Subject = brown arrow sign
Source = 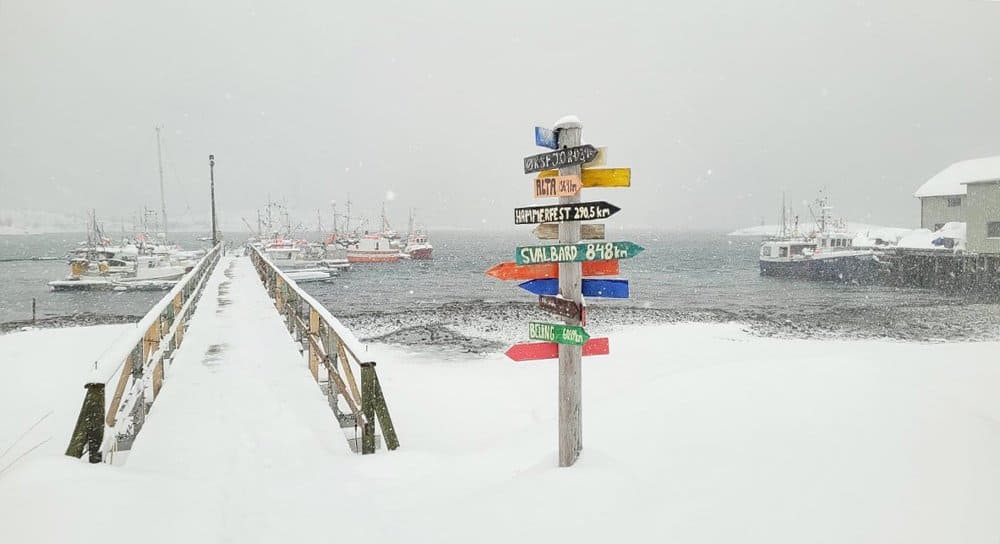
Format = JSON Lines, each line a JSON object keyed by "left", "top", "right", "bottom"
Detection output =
{"left": 538, "top": 295, "right": 585, "bottom": 324}
{"left": 533, "top": 223, "right": 605, "bottom": 241}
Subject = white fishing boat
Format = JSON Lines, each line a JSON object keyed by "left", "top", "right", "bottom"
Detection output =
{"left": 346, "top": 234, "right": 400, "bottom": 263}
{"left": 759, "top": 194, "right": 881, "bottom": 283}
{"left": 403, "top": 209, "right": 433, "bottom": 260}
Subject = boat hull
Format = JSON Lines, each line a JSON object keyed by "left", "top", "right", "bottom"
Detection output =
{"left": 759, "top": 254, "right": 882, "bottom": 283}
{"left": 346, "top": 251, "right": 400, "bottom": 263}
{"left": 407, "top": 247, "right": 433, "bottom": 260}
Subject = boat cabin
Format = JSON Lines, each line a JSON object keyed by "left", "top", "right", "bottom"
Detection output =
{"left": 760, "top": 241, "right": 817, "bottom": 259}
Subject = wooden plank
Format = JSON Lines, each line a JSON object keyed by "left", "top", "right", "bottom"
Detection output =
{"left": 337, "top": 342, "right": 363, "bottom": 407}
{"left": 513, "top": 201, "right": 620, "bottom": 225}
{"left": 523, "top": 144, "right": 599, "bottom": 174}
{"left": 533, "top": 223, "right": 604, "bottom": 240}
{"left": 105, "top": 348, "right": 137, "bottom": 427}
{"left": 360, "top": 362, "right": 377, "bottom": 454}
{"left": 371, "top": 370, "right": 399, "bottom": 450}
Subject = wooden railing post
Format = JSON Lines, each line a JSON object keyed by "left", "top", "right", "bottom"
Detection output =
{"left": 65, "top": 383, "right": 105, "bottom": 463}
{"left": 360, "top": 362, "right": 377, "bottom": 454}
{"left": 371, "top": 370, "right": 399, "bottom": 451}
{"left": 308, "top": 309, "right": 320, "bottom": 381}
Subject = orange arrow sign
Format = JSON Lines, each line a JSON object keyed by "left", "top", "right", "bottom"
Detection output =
{"left": 486, "top": 260, "right": 620, "bottom": 281}
{"left": 533, "top": 174, "right": 581, "bottom": 198}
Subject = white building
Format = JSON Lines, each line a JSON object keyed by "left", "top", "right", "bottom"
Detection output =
{"left": 914, "top": 155, "right": 1000, "bottom": 231}
{"left": 914, "top": 155, "right": 1000, "bottom": 253}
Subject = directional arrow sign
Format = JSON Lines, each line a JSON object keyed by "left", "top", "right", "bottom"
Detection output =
{"left": 523, "top": 145, "right": 599, "bottom": 174}
{"left": 515, "top": 241, "right": 644, "bottom": 265}
{"left": 533, "top": 223, "right": 605, "bottom": 240}
{"left": 486, "top": 260, "right": 619, "bottom": 281}
{"left": 513, "top": 201, "right": 621, "bottom": 225}
{"left": 534, "top": 126, "right": 558, "bottom": 149}
{"left": 505, "top": 337, "right": 609, "bottom": 362}
{"left": 519, "top": 278, "right": 629, "bottom": 299}
{"left": 528, "top": 322, "right": 590, "bottom": 346}
{"left": 533, "top": 175, "right": 581, "bottom": 198}
{"left": 539, "top": 167, "right": 631, "bottom": 188}
{"left": 583, "top": 146, "right": 607, "bottom": 168}
{"left": 538, "top": 295, "right": 584, "bottom": 322}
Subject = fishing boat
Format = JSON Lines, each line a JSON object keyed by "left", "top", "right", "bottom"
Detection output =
{"left": 403, "top": 209, "right": 433, "bottom": 260}
{"left": 759, "top": 194, "right": 881, "bottom": 283}
{"left": 346, "top": 233, "right": 400, "bottom": 263}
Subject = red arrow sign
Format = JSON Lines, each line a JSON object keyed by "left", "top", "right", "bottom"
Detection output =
{"left": 486, "top": 260, "right": 619, "bottom": 281}
{"left": 505, "top": 337, "right": 609, "bottom": 362}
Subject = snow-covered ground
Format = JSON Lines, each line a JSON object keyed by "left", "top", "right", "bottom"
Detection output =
{"left": 0, "top": 324, "right": 132, "bottom": 469}
{"left": 1, "top": 312, "right": 998, "bottom": 541}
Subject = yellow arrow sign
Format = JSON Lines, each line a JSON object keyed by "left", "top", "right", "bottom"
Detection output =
{"left": 538, "top": 167, "right": 631, "bottom": 188}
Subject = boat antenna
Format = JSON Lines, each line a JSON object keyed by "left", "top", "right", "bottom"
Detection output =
{"left": 155, "top": 126, "right": 168, "bottom": 242}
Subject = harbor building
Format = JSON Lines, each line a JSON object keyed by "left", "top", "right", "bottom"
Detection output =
{"left": 914, "top": 157, "right": 988, "bottom": 230}
{"left": 962, "top": 178, "right": 1000, "bottom": 254}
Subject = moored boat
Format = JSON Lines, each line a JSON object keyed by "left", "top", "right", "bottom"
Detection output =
{"left": 346, "top": 234, "right": 400, "bottom": 263}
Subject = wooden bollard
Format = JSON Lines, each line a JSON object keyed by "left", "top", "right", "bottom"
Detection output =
{"left": 360, "top": 362, "right": 377, "bottom": 454}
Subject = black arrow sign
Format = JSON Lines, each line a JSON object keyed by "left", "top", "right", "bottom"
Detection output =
{"left": 523, "top": 145, "right": 599, "bottom": 174}
{"left": 513, "top": 201, "right": 621, "bottom": 225}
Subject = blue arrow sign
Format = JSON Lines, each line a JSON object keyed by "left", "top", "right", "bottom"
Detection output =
{"left": 534, "top": 126, "right": 558, "bottom": 149}
{"left": 518, "top": 278, "right": 630, "bottom": 299}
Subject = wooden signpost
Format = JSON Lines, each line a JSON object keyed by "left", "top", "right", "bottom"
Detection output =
{"left": 513, "top": 201, "right": 621, "bottom": 225}
{"left": 515, "top": 241, "right": 644, "bottom": 265}
{"left": 539, "top": 167, "right": 631, "bottom": 188}
{"left": 528, "top": 322, "right": 590, "bottom": 346}
{"left": 534, "top": 175, "right": 581, "bottom": 198}
{"left": 533, "top": 223, "right": 604, "bottom": 241}
{"left": 523, "top": 144, "right": 599, "bottom": 174}
{"left": 519, "top": 278, "right": 629, "bottom": 299}
{"left": 487, "top": 116, "right": 638, "bottom": 467}
{"left": 486, "top": 260, "right": 619, "bottom": 281}
{"left": 538, "top": 295, "right": 584, "bottom": 322}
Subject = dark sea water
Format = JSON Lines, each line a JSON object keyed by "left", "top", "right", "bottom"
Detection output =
{"left": 2, "top": 231, "right": 998, "bottom": 347}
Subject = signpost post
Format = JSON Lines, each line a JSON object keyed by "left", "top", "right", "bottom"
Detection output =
{"left": 487, "top": 116, "right": 639, "bottom": 468}
{"left": 554, "top": 118, "right": 584, "bottom": 467}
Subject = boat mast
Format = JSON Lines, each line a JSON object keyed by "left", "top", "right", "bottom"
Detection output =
{"left": 780, "top": 192, "right": 786, "bottom": 238}
{"left": 155, "top": 126, "right": 168, "bottom": 242}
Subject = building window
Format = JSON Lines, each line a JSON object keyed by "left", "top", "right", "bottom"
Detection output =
{"left": 947, "top": 196, "right": 962, "bottom": 207}
{"left": 988, "top": 222, "right": 1000, "bottom": 238}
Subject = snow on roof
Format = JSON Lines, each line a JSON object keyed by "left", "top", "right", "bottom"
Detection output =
{"left": 914, "top": 155, "right": 1000, "bottom": 198}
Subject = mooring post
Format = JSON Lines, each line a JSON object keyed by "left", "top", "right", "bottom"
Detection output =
{"left": 360, "top": 362, "right": 377, "bottom": 454}
{"left": 555, "top": 117, "right": 584, "bottom": 467}
{"left": 31, "top": 297, "right": 36, "bottom": 325}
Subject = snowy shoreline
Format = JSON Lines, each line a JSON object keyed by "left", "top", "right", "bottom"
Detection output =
{"left": 2, "top": 322, "right": 999, "bottom": 542}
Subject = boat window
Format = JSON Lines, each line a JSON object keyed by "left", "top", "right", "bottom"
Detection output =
{"left": 760, "top": 246, "right": 770, "bottom": 257}
{"left": 779, "top": 246, "right": 788, "bottom": 257}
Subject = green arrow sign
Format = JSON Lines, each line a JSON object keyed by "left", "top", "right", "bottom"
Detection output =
{"left": 515, "top": 241, "right": 644, "bottom": 265}
{"left": 528, "top": 321, "right": 590, "bottom": 346}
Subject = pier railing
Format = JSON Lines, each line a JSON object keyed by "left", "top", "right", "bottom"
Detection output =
{"left": 249, "top": 246, "right": 398, "bottom": 454}
{"left": 65, "top": 243, "right": 222, "bottom": 463}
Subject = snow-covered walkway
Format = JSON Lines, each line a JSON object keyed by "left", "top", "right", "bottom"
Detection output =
{"left": 127, "top": 255, "right": 348, "bottom": 472}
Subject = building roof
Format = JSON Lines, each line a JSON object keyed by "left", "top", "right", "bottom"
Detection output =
{"left": 914, "top": 155, "right": 1000, "bottom": 198}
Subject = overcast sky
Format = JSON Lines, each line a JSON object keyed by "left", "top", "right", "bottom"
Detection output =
{"left": 2, "top": 0, "right": 998, "bottom": 232}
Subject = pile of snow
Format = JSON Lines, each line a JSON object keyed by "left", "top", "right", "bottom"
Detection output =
{"left": 2, "top": 317, "right": 1000, "bottom": 542}
{"left": 897, "top": 222, "right": 966, "bottom": 250}
{"left": 914, "top": 155, "right": 1000, "bottom": 198}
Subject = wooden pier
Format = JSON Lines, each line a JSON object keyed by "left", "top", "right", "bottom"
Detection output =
{"left": 881, "top": 248, "right": 1000, "bottom": 294}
